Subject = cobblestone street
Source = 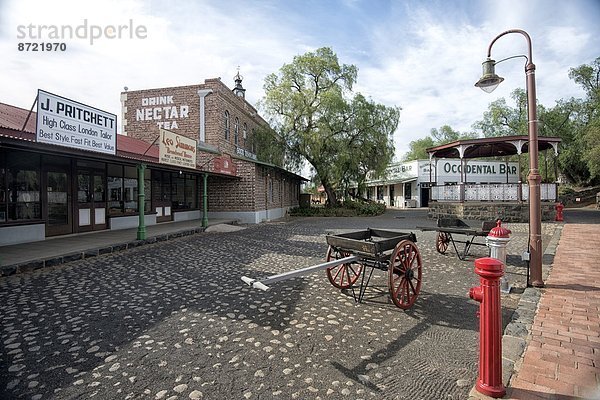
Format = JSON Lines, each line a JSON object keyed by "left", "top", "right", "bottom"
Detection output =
{"left": 0, "top": 210, "right": 559, "bottom": 399}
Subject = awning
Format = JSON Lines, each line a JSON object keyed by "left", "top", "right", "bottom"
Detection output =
{"left": 369, "top": 177, "right": 417, "bottom": 186}
{"left": 426, "top": 135, "right": 561, "bottom": 159}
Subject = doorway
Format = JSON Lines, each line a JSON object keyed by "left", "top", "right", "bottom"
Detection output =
{"left": 76, "top": 168, "right": 107, "bottom": 232}
{"left": 420, "top": 187, "right": 430, "bottom": 208}
{"left": 43, "top": 163, "right": 72, "bottom": 237}
{"left": 152, "top": 170, "right": 172, "bottom": 223}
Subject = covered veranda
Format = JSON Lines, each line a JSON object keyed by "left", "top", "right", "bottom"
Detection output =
{"left": 425, "top": 135, "right": 561, "bottom": 222}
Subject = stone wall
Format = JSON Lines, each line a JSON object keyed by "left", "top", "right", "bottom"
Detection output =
{"left": 428, "top": 202, "right": 557, "bottom": 222}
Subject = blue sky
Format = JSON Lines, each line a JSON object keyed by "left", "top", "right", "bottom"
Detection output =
{"left": 1, "top": 0, "right": 599, "bottom": 163}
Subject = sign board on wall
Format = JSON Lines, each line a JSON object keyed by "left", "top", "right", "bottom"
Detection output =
{"left": 159, "top": 128, "right": 197, "bottom": 169}
{"left": 36, "top": 90, "right": 117, "bottom": 155}
{"left": 431, "top": 160, "right": 520, "bottom": 184}
{"left": 212, "top": 155, "right": 237, "bottom": 176}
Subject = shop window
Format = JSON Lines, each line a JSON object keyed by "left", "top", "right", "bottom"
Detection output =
{"left": 144, "top": 176, "right": 151, "bottom": 213}
{"left": 224, "top": 110, "right": 230, "bottom": 140}
{"left": 108, "top": 164, "right": 123, "bottom": 215}
{"left": 0, "top": 162, "right": 5, "bottom": 222}
{"left": 123, "top": 178, "right": 138, "bottom": 213}
{"left": 172, "top": 173, "right": 185, "bottom": 209}
{"left": 234, "top": 117, "right": 239, "bottom": 146}
{"left": 160, "top": 171, "right": 171, "bottom": 202}
{"left": 78, "top": 172, "right": 92, "bottom": 202}
{"left": 171, "top": 172, "right": 197, "bottom": 210}
{"left": 6, "top": 152, "right": 41, "bottom": 221}
{"left": 94, "top": 175, "right": 106, "bottom": 202}
{"left": 124, "top": 166, "right": 138, "bottom": 213}
{"left": 107, "top": 164, "right": 139, "bottom": 215}
{"left": 377, "top": 186, "right": 384, "bottom": 201}
{"left": 404, "top": 182, "right": 412, "bottom": 199}
{"left": 185, "top": 174, "right": 197, "bottom": 209}
{"left": 108, "top": 176, "right": 124, "bottom": 215}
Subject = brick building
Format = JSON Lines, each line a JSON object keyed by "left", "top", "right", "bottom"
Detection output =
{"left": 0, "top": 75, "right": 304, "bottom": 246}
{"left": 120, "top": 74, "right": 304, "bottom": 224}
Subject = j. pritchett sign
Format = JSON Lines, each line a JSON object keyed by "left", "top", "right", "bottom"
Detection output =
{"left": 36, "top": 89, "right": 117, "bottom": 155}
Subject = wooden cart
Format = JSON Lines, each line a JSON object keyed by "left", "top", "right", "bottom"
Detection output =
{"left": 418, "top": 218, "right": 495, "bottom": 260}
{"left": 242, "top": 228, "right": 423, "bottom": 310}
{"left": 324, "top": 229, "right": 422, "bottom": 309}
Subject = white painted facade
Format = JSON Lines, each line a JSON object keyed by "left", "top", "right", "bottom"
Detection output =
{"left": 360, "top": 159, "right": 520, "bottom": 208}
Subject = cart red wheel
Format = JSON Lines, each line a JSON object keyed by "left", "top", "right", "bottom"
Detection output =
{"left": 389, "top": 240, "right": 422, "bottom": 309}
{"left": 436, "top": 232, "right": 450, "bottom": 254}
{"left": 325, "top": 246, "right": 363, "bottom": 289}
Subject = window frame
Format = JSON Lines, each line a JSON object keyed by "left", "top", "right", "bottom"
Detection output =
{"left": 224, "top": 110, "right": 230, "bottom": 140}
{"left": 234, "top": 117, "right": 239, "bottom": 146}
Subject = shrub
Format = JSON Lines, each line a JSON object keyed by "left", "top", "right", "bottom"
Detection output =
{"left": 287, "top": 200, "right": 386, "bottom": 217}
{"left": 558, "top": 185, "right": 575, "bottom": 196}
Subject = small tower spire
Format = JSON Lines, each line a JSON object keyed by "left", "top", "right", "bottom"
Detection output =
{"left": 233, "top": 66, "right": 246, "bottom": 99}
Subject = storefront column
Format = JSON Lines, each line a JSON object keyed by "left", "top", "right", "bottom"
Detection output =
{"left": 137, "top": 163, "right": 146, "bottom": 240}
{"left": 202, "top": 173, "right": 208, "bottom": 228}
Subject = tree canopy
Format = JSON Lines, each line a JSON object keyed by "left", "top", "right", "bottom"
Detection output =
{"left": 404, "top": 57, "right": 600, "bottom": 186}
{"left": 402, "top": 125, "right": 477, "bottom": 161}
{"left": 569, "top": 57, "right": 600, "bottom": 183}
{"left": 259, "top": 47, "right": 400, "bottom": 205}
{"left": 470, "top": 57, "right": 600, "bottom": 185}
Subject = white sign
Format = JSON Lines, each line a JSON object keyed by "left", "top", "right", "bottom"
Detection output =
{"left": 159, "top": 129, "right": 197, "bottom": 169}
{"left": 415, "top": 159, "right": 520, "bottom": 185}
{"left": 135, "top": 95, "right": 189, "bottom": 130}
{"left": 36, "top": 90, "right": 116, "bottom": 154}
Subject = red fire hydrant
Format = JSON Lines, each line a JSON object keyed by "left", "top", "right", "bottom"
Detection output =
{"left": 469, "top": 257, "right": 506, "bottom": 398}
{"left": 555, "top": 202, "right": 564, "bottom": 222}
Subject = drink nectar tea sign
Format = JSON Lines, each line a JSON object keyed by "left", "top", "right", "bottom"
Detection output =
{"left": 36, "top": 90, "right": 117, "bottom": 155}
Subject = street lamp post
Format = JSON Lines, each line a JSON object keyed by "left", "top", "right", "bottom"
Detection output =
{"left": 475, "top": 29, "right": 544, "bottom": 287}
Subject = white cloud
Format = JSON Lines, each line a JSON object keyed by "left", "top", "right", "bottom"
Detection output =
{"left": 0, "top": 0, "right": 597, "bottom": 162}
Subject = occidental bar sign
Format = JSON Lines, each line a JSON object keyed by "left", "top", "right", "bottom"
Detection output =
{"left": 442, "top": 162, "right": 518, "bottom": 175}
{"left": 36, "top": 90, "right": 117, "bottom": 155}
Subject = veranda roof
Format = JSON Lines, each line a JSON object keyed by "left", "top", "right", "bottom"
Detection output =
{"left": 426, "top": 135, "right": 561, "bottom": 159}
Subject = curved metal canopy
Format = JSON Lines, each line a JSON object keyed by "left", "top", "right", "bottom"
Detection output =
{"left": 426, "top": 135, "right": 561, "bottom": 159}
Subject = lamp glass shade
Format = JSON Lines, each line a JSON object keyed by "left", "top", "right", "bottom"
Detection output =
{"left": 475, "top": 59, "right": 504, "bottom": 93}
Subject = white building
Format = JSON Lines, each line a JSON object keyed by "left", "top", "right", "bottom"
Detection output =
{"left": 359, "top": 159, "right": 520, "bottom": 208}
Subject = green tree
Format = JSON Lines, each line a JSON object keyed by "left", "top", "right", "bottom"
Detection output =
{"left": 539, "top": 98, "right": 587, "bottom": 183}
{"left": 334, "top": 93, "right": 398, "bottom": 198}
{"left": 471, "top": 88, "right": 566, "bottom": 182}
{"left": 569, "top": 57, "right": 600, "bottom": 121}
{"left": 472, "top": 89, "right": 528, "bottom": 137}
{"left": 402, "top": 125, "right": 477, "bottom": 161}
{"left": 251, "top": 125, "right": 285, "bottom": 167}
{"left": 402, "top": 136, "right": 435, "bottom": 161}
{"left": 430, "top": 124, "right": 478, "bottom": 143}
{"left": 528, "top": 57, "right": 600, "bottom": 185}
{"left": 260, "top": 47, "right": 400, "bottom": 205}
{"left": 569, "top": 57, "right": 600, "bottom": 183}
{"left": 469, "top": 57, "right": 600, "bottom": 185}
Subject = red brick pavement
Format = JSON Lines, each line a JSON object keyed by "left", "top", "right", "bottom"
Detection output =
{"left": 508, "top": 224, "right": 600, "bottom": 399}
